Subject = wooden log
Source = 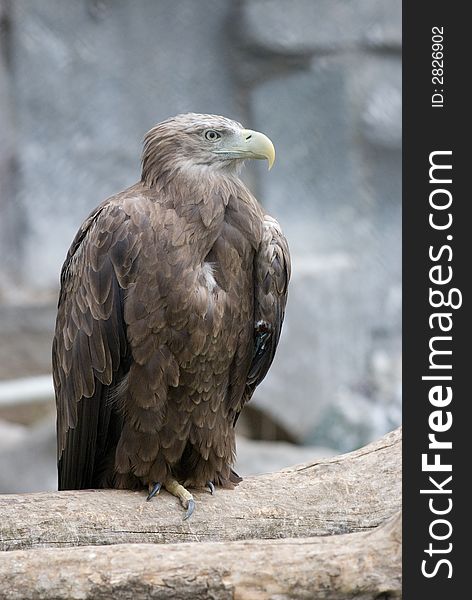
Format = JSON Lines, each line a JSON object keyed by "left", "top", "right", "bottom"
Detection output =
{"left": 0, "top": 511, "right": 401, "bottom": 600}
{"left": 0, "top": 427, "right": 401, "bottom": 551}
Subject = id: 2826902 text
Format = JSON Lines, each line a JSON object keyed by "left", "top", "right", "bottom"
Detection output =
{"left": 431, "top": 26, "right": 444, "bottom": 108}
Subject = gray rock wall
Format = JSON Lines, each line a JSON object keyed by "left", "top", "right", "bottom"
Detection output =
{"left": 0, "top": 0, "right": 20, "bottom": 289}
{"left": 0, "top": 0, "right": 401, "bottom": 452}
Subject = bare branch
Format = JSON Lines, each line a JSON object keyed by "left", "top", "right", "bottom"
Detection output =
{"left": 0, "top": 511, "right": 401, "bottom": 600}
{"left": 0, "top": 427, "right": 401, "bottom": 551}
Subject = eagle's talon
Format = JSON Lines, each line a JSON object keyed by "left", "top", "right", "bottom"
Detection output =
{"left": 146, "top": 481, "right": 162, "bottom": 501}
{"left": 206, "top": 481, "right": 215, "bottom": 495}
{"left": 183, "top": 498, "right": 196, "bottom": 520}
{"left": 164, "top": 478, "right": 195, "bottom": 519}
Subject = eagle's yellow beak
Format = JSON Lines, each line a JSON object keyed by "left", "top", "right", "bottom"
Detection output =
{"left": 240, "top": 129, "right": 276, "bottom": 170}
{"left": 215, "top": 129, "right": 276, "bottom": 170}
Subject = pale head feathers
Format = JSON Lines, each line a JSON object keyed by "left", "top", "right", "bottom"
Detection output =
{"left": 141, "top": 113, "right": 245, "bottom": 188}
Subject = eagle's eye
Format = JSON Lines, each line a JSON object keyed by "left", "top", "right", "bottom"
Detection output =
{"left": 204, "top": 130, "right": 221, "bottom": 141}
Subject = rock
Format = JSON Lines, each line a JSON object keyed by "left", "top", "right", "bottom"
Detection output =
{"left": 0, "top": 419, "right": 27, "bottom": 447}
{"left": 0, "top": 2, "right": 19, "bottom": 291}
{"left": 0, "top": 303, "right": 56, "bottom": 379}
{"left": 235, "top": 436, "right": 334, "bottom": 475}
{"left": 0, "top": 415, "right": 57, "bottom": 494}
{"left": 240, "top": 0, "right": 402, "bottom": 54}
{"left": 360, "top": 62, "right": 402, "bottom": 150}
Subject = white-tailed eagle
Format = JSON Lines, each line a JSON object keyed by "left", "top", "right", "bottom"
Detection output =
{"left": 53, "top": 113, "right": 290, "bottom": 518}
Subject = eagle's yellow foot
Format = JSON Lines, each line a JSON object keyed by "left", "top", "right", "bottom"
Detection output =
{"left": 164, "top": 478, "right": 195, "bottom": 520}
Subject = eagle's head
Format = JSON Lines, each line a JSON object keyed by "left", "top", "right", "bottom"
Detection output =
{"left": 141, "top": 113, "right": 275, "bottom": 187}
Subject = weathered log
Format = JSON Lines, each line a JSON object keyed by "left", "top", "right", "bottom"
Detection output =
{"left": 0, "top": 427, "right": 401, "bottom": 551}
{"left": 0, "top": 511, "right": 401, "bottom": 600}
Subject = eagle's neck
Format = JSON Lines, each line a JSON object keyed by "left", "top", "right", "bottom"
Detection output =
{"left": 142, "top": 161, "right": 248, "bottom": 209}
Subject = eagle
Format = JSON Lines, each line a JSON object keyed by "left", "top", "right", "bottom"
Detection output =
{"left": 53, "top": 113, "right": 290, "bottom": 518}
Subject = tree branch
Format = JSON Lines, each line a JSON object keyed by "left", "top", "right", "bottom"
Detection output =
{"left": 0, "top": 510, "right": 401, "bottom": 600}
{"left": 0, "top": 427, "right": 401, "bottom": 551}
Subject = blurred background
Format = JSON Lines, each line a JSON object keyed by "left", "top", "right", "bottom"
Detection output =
{"left": 0, "top": 0, "right": 401, "bottom": 493}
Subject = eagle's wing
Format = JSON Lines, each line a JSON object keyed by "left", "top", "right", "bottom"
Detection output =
{"left": 53, "top": 201, "right": 135, "bottom": 489}
{"left": 248, "top": 215, "right": 291, "bottom": 389}
{"left": 231, "top": 215, "right": 290, "bottom": 423}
